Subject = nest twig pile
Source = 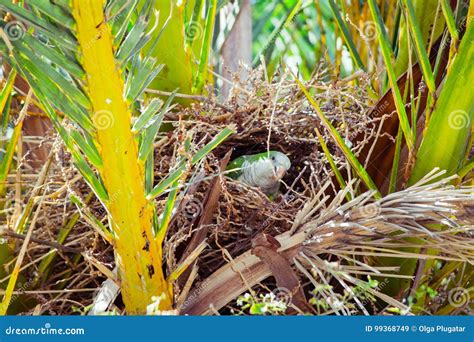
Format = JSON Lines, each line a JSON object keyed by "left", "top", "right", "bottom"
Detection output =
{"left": 160, "top": 68, "right": 378, "bottom": 280}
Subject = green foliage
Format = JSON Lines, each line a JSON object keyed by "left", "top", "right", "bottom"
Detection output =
{"left": 147, "top": 0, "right": 218, "bottom": 97}
{"left": 236, "top": 292, "right": 288, "bottom": 315}
{"left": 409, "top": 11, "right": 474, "bottom": 183}
{"left": 0, "top": 70, "right": 17, "bottom": 195}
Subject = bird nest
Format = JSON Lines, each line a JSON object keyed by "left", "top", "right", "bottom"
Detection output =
{"left": 161, "top": 68, "right": 378, "bottom": 279}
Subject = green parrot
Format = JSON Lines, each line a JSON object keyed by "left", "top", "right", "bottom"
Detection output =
{"left": 226, "top": 151, "right": 291, "bottom": 196}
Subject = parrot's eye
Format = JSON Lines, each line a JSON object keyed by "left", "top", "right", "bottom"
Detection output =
{"left": 271, "top": 156, "right": 275, "bottom": 161}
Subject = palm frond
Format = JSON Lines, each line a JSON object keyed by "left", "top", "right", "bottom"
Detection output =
{"left": 182, "top": 170, "right": 473, "bottom": 315}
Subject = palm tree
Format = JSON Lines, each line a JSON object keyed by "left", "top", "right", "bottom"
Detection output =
{"left": 0, "top": 0, "right": 231, "bottom": 314}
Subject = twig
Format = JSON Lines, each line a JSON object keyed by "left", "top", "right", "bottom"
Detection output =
{"left": 145, "top": 88, "right": 234, "bottom": 112}
{"left": 0, "top": 229, "right": 82, "bottom": 254}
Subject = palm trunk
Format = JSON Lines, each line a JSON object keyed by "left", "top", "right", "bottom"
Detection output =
{"left": 72, "top": 0, "right": 172, "bottom": 314}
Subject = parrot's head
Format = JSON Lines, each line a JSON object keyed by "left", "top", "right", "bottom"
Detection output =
{"left": 244, "top": 151, "right": 291, "bottom": 195}
{"left": 267, "top": 151, "right": 291, "bottom": 181}
{"left": 228, "top": 150, "right": 291, "bottom": 195}
{"left": 248, "top": 151, "right": 291, "bottom": 193}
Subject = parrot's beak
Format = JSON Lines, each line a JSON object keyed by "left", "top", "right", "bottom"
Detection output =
{"left": 272, "top": 166, "right": 287, "bottom": 180}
